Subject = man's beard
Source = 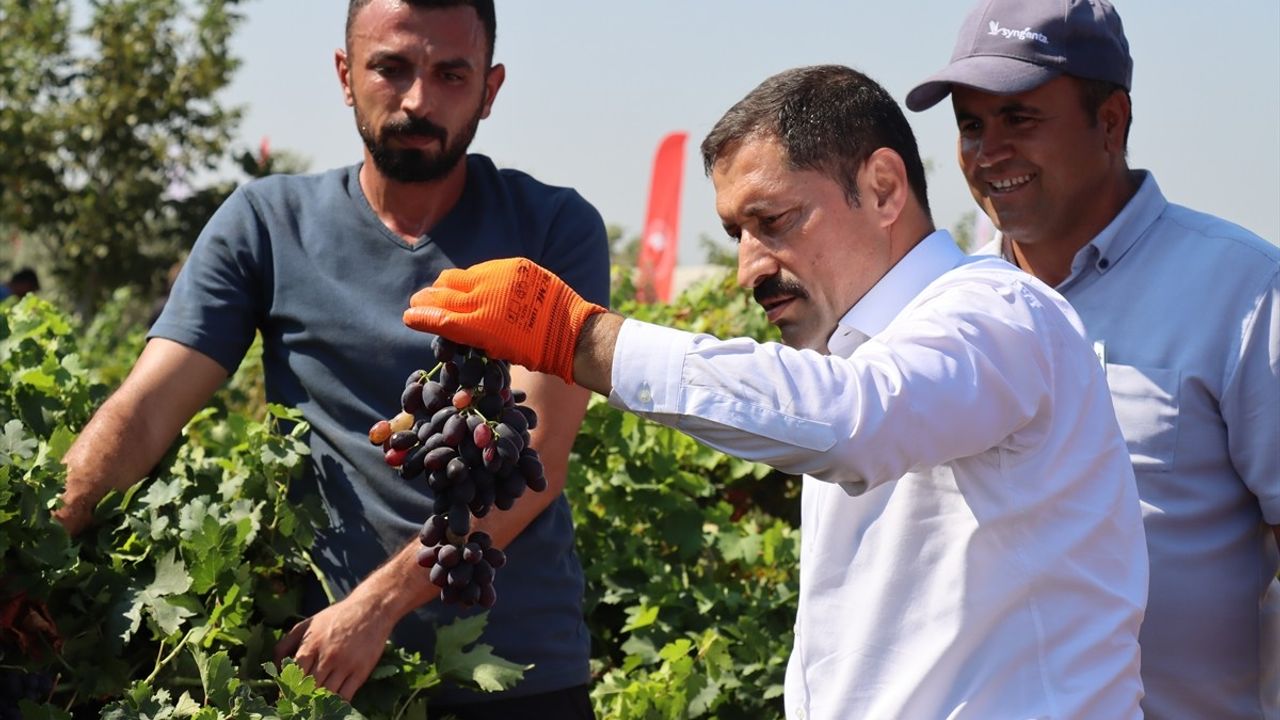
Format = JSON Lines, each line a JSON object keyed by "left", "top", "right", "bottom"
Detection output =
{"left": 356, "top": 101, "right": 483, "bottom": 183}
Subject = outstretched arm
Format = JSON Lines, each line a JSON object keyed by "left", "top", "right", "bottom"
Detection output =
{"left": 58, "top": 339, "right": 228, "bottom": 535}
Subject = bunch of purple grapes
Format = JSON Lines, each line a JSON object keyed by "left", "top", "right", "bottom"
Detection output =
{"left": 369, "top": 336, "right": 546, "bottom": 608}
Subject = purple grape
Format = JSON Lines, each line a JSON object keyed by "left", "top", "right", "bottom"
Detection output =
{"left": 421, "top": 381, "right": 450, "bottom": 415}
{"left": 402, "top": 382, "right": 426, "bottom": 414}
{"left": 447, "top": 563, "right": 474, "bottom": 589}
{"left": 483, "top": 547, "right": 506, "bottom": 569}
{"left": 442, "top": 414, "right": 468, "bottom": 447}
{"left": 459, "top": 357, "right": 486, "bottom": 387}
{"left": 476, "top": 393, "right": 504, "bottom": 419}
{"left": 437, "top": 544, "right": 461, "bottom": 569}
{"left": 417, "top": 545, "right": 438, "bottom": 568}
{"left": 429, "top": 562, "right": 449, "bottom": 588}
{"left": 462, "top": 542, "right": 483, "bottom": 564}
{"left": 419, "top": 514, "right": 448, "bottom": 546}
{"left": 432, "top": 336, "right": 457, "bottom": 362}
{"left": 449, "top": 507, "right": 471, "bottom": 537}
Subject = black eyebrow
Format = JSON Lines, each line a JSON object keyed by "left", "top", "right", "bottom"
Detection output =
{"left": 434, "top": 57, "right": 475, "bottom": 73}
{"left": 367, "top": 50, "right": 409, "bottom": 66}
{"left": 995, "top": 101, "right": 1039, "bottom": 116}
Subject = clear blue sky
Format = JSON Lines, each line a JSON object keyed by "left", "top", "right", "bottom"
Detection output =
{"left": 221, "top": 1, "right": 1279, "bottom": 264}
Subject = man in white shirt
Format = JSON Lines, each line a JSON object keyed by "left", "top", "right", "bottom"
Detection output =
{"left": 403, "top": 64, "right": 1148, "bottom": 720}
{"left": 907, "top": 1, "right": 1280, "bottom": 717}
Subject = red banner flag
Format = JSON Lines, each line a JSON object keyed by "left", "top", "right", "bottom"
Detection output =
{"left": 636, "top": 131, "right": 687, "bottom": 303}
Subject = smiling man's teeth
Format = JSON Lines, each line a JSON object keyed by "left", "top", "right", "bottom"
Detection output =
{"left": 991, "top": 174, "right": 1033, "bottom": 191}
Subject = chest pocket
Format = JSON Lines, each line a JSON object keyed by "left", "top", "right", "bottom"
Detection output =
{"left": 1104, "top": 363, "right": 1180, "bottom": 473}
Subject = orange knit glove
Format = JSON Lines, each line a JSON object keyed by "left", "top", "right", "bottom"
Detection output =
{"left": 403, "top": 258, "right": 606, "bottom": 383}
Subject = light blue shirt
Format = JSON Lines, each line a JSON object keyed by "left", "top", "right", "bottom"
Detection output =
{"left": 983, "top": 171, "right": 1280, "bottom": 719}
{"left": 610, "top": 230, "right": 1147, "bottom": 720}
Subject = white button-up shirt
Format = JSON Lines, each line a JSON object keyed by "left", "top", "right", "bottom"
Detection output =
{"left": 982, "top": 171, "right": 1280, "bottom": 719}
{"left": 609, "top": 230, "right": 1148, "bottom": 720}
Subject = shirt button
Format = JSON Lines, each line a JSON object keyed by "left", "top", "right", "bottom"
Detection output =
{"left": 793, "top": 707, "right": 807, "bottom": 720}
{"left": 1098, "top": 257, "right": 1111, "bottom": 270}
{"left": 637, "top": 384, "right": 653, "bottom": 403}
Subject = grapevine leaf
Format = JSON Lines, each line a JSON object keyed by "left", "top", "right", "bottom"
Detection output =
{"left": 193, "top": 648, "right": 240, "bottom": 707}
{"left": 0, "top": 419, "right": 37, "bottom": 463}
{"left": 112, "top": 588, "right": 146, "bottom": 645}
{"left": 717, "top": 531, "right": 763, "bottom": 564}
{"left": 620, "top": 634, "right": 659, "bottom": 664}
{"left": 42, "top": 425, "right": 77, "bottom": 462}
{"left": 658, "top": 637, "right": 695, "bottom": 663}
{"left": 139, "top": 477, "right": 184, "bottom": 510}
{"left": 433, "top": 614, "right": 529, "bottom": 692}
{"left": 688, "top": 676, "right": 720, "bottom": 716}
{"left": 148, "top": 551, "right": 193, "bottom": 597}
{"left": 621, "top": 604, "right": 660, "bottom": 633}
{"left": 185, "top": 515, "right": 236, "bottom": 594}
{"left": 17, "top": 366, "right": 59, "bottom": 393}
{"left": 148, "top": 596, "right": 195, "bottom": 636}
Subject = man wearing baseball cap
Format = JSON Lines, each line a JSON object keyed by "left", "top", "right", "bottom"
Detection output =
{"left": 908, "top": 1, "right": 1280, "bottom": 718}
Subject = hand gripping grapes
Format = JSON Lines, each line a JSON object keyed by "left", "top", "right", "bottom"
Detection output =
{"left": 402, "top": 258, "right": 606, "bottom": 383}
{"left": 369, "top": 335, "right": 548, "bottom": 608}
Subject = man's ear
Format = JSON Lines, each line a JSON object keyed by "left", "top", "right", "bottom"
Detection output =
{"left": 862, "top": 148, "right": 910, "bottom": 228}
{"left": 336, "top": 48, "right": 355, "bottom": 107}
{"left": 479, "top": 63, "right": 506, "bottom": 120}
{"left": 1098, "top": 89, "right": 1131, "bottom": 155}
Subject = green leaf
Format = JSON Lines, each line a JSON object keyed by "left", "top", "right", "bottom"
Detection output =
{"left": 621, "top": 604, "right": 660, "bottom": 633}
{"left": 148, "top": 596, "right": 195, "bottom": 636}
{"left": 0, "top": 419, "right": 37, "bottom": 463}
{"left": 17, "top": 366, "right": 59, "bottom": 392}
{"left": 148, "top": 550, "right": 193, "bottom": 596}
{"left": 433, "top": 614, "right": 529, "bottom": 692}
{"left": 43, "top": 425, "right": 78, "bottom": 462}
{"left": 192, "top": 648, "right": 240, "bottom": 707}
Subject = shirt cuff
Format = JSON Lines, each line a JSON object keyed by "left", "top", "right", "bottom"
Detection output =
{"left": 607, "top": 318, "right": 692, "bottom": 415}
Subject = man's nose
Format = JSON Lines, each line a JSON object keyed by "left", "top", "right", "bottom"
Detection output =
{"left": 401, "top": 73, "right": 435, "bottom": 116}
{"left": 736, "top": 232, "right": 778, "bottom": 290}
{"left": 967, "top": 125, "right": 1013, "bottom": 169}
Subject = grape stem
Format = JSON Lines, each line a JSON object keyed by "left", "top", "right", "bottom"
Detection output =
{"left": 301, "top": 549, "right": 337, "bottom": 604}
{"left": 394, "top": 687, "right": 428, "bottom": 720}
{"left": 145, "top": 627, "right": 197, "bottom": 686}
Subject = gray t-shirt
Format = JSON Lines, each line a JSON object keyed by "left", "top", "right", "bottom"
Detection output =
{"left": 150, "top": 155, "right": 610, "bottom": 701}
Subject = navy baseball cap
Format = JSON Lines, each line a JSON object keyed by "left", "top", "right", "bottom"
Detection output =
{"left": 906, "top": 0, "right": 1132, "bottom": 112}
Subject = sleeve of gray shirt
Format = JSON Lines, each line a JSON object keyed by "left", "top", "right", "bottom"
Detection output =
{"left": 1220, "top": 266, "right": 1280, "bottom": 525}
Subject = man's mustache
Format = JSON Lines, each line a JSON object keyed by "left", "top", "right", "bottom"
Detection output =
{"left": 383, "top": 116, "right": 448, "bottom": 143}
{"left": 754, "top": 274, "right": 808, "bottom": 305}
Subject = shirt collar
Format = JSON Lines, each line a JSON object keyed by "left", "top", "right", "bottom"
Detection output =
{"left": 827, "top": 229, "right": 965, "bottom": 356}
{"left": 1079, "top": 170, "right": 1166, "bottom": 273}
{"left": 990, "top": 171, "right": 1168, "bottom": 276}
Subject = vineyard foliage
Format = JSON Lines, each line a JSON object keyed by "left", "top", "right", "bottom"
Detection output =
{"left": 1, "top": 268, "right": 801, "bottom": 719}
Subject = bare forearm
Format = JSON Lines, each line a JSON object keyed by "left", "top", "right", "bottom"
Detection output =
{"left": 359, "top": 485, "right": 564, "bottom": 620}
{"left": 60, "top": 397, "right": 178, "bottom": 523}
{"left": 57, "top": 339, "right": 227, "bottom": 535}
{"left": 572, "top": 312, "right": 624, "bottom": 395}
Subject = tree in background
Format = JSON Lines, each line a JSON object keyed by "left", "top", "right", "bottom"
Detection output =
{"left": 0, "top": 0, "right": 247, "bottom": 317}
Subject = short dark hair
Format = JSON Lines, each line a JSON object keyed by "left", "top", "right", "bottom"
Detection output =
{"left": 1077, "top": 77, "right": 1132, "bottom": 150}
{"left": 10, "top": 268, "right": 39, "bottom": 290}
{"left": 346, "top": 0, "right": 496, "bottom": 65}
{"left": 701, "top": 65, "right": 931, "bottom": 217}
